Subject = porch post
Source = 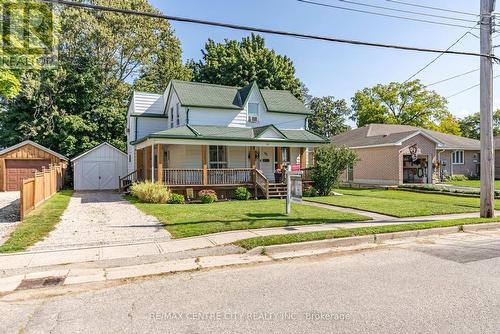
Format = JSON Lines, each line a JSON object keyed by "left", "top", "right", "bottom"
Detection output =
{"left": 300, "top": 147, "right": 307, "bottom": 169}
{"left": 202, "top": 145, "right": 208, "bottom": 185}
{"left": 144, "top": 146, "right": 150, "bottom": 181}
{"left": 157, "top": 144, "right": 163, "bottom": 184}
{"left": 151, "top": 143, "right": 155, "bottom": 183}
{"left": 250, "top": 146, "right": 256, "bottom": 169}
{"left": 277, "top": 147, "right": 283, "bottom": 170}
{"left": 136, "top": 148, "right": 142, "bottom": 180}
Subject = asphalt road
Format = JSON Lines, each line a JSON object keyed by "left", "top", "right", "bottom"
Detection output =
{"left": 2, "top": 230, "right": 500, "bottom": 333}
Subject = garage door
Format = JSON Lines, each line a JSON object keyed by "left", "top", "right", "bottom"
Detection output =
{"left": 80, "top": 161, "right": 117, "bottom": 190}
{"left": 6, "top": 159, "right": 51, "bottom": 191}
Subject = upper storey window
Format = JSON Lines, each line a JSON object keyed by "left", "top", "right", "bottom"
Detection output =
{"left": 248, "top": 103, "right": 259, "bottom": 123}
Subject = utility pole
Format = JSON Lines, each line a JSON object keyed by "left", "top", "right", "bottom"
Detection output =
{"left": 480, "top": 0, "right": 496, "bottom": 217}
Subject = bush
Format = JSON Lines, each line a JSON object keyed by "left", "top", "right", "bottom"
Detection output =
{"left": 303, "top": 185, "right": 318, "bottom": 197}
{"left": 312, "top": 145, "right": 358, "bottom": 196}
{"left": 199, "top": 189, "right": 218, "bottom": 204}
{"left": 446, "top": 175, "right": 468, "bottom": 182}
{"left": 168, "top": 193, "right": 185, "bottom": 204}
{"left": 130, "top": 182, "right": 170, "bottom": 204}
{"left": 234, "top": 187, "right": 251, "bottom": 200}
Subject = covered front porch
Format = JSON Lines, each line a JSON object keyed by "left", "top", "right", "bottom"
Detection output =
{"left": 122, "top": 142, "right": 316, "bottom": 198}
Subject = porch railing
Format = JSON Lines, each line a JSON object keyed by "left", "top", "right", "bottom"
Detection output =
{"left": 207, "top": 168, "right": 253, "bottom": 185}
{"left": 164, "top": 168, "right": 203, "bottom": 185}
{"left": 254, "top": 169, "right": 269, "bottom": 199}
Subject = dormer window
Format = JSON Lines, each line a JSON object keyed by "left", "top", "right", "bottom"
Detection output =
{"left": 248, "top": 103, "right": 259, "bottom": 123}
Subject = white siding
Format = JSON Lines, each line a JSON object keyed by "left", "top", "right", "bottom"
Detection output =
{"left": 261, "top": 112, "right": 306, "bottom": 130}
{"left": 133, "top": 92, "right": 164, "bottom": 114}
{"left": 228, "top": 146, "right": 248, "bottom": 168}
{"left": 136, "top": 118, "right": 168, "bottom": 141}
{"left": 188, "top": 108, "right": 244, "bottom": 127}
{"left": 73, "top": 143, "right": 127, "bottom": 191}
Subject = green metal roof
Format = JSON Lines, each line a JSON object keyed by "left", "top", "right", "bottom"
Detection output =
{"left": 131, "top": 125, "right": 328, "bottom": 145}
{"left": 170, "top": 80, "right": 311, "bottom": 115}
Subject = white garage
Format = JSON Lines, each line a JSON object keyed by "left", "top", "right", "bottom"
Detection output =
{"left": 72, "top": 143, "right": 127, "bottom": 191}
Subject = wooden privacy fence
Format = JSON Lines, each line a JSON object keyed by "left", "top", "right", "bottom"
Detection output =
{"left": 20, "top": 163, "right": 66, "bottom": 220}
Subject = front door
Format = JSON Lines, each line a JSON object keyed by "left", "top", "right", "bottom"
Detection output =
{"left": 258, "top": 147, "right": 274, "bottom": 180}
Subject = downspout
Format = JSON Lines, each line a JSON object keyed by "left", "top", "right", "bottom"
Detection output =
{"left": 186, "top": 108, "right": 190, "bottom": 125}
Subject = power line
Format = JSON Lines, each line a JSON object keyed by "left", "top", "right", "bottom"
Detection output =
{"left": 446, "top": 74, "right": 500, "bottom": 98}
{"left": 385, "top": 0, "right": 479, "bottom": 18}
{"left": 334, "top": 0, "right": 478, "bottom": 23}
{"left": 425, "top": 68, "right": 479, "bottom": 87}
{"left": 403, "top": 24, "right": 479, "bottom": 83}
{"left": 40, "top": 0, "right": 499, "bottom": 62}
{"left": 297, "top": 0, "right": 480, "bottom": 30}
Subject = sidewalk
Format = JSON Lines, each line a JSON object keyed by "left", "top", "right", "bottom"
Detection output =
{"left": 0, "top": 205, "right": 496, "bottom": 271}
{"left": 2, "top": 222, "right": 499, "bottom": 296}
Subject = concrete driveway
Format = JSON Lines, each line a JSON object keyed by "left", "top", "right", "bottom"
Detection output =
{"left": 0, "top": 191, "right": 20, "bottom": 245}
{"left": 30, "top": 191, "right": 171, "bottom": 251}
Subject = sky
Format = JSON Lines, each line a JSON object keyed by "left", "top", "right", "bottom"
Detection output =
{"left": 150, "top": 0, "right": 492, "bottom": 125}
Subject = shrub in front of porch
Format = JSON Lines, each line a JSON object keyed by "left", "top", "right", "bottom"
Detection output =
{"left": 130, "top": 182, "right": 170, "bottom": 204}
{"left": 168, "top": 193, "right": 185, "bottom": 204}
{"left": 312, "top": 145, "right": 358, "bottom": 196}
{"left": 234, "top": 187, "right": 251, "bottom": 200}
{"left": 199, "top": 189, "right": 218, "bottom": 204}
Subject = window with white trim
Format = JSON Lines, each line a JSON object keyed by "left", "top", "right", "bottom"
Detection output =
{"left": 170, "top": 107, "right": 174, "bottom": 128}
{"left": 176, "top": 103, "right": 180, "bottom": 126}
{"left": 248, "top": 103, "right": 259, "bottom": 123}
{"left": 452, "top": 150, "right": 464, "bottom": 164}
{"left": 209, "top": 146, "right": 228, "bottom": 169}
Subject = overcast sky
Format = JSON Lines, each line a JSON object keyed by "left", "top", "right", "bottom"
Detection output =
{"left": 151, "top": 0, "right": 493, "bottom": 124}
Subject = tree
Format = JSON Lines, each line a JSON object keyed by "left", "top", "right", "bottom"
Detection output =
{"left": 459, "top": 110, "right": 500, "bottom": 139}
{"left": 191, "top": 34, "right": 303, "bottom": 100}
{"left": 0, "top": 0, "right": 54, "bottom": 99}
{"left": 308, "top": 96, "right": 351, "bottom": 138}
{"left": 351, "top": 80, "right": 448, "bottom": 129}
{"left": 0, "top": 0, "right": 188, "bottom": 156}
{"left": 312, "top": 145, "right": 358, "bottom": 196}
{"left": 430, "top": 113, "right": 462, "bottom": 136}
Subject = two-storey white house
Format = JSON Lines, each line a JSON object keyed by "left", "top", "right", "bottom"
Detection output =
{"left": 123, "top": 80, "right": 328, "bottom": 198}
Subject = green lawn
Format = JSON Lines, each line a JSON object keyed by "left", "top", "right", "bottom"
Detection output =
{"left": 444, "top": 180, "right": 500, "bottom": 189}
{"left": 234, "top": 217, "right": 500, "bottom": 250}
{"left": 126, "top": 197, "right": 370, "bottom": 238}
{"left": 306, "top": 188, "right": 496, "bottom": 218}
{"left": 0, "top": 190, "right": 73, "bottom": 253}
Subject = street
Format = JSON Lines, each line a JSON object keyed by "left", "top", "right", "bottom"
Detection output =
{"left": 2, "top": 231, "right": 500, "bottom": 333}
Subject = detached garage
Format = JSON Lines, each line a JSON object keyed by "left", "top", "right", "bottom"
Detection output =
{"left": 0, "top": 140, "right": 68, "bottom": 192}
{"left": 72, "top": 142, "right": 127, "bottom": 191}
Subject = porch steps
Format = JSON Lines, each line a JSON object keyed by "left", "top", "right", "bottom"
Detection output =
{"left": 268, "top": 183, "right": 287, "bottom": 199}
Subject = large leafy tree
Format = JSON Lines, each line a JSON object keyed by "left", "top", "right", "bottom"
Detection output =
{"left": 430, "top": 113, "right": 462, "bottom": 136}
{"left": 459, "top": 110, "right": 500, "bottom": 139}
{"left": 351, "top": 80, "right": 448, "bottom": 129}
{"left": 0, "top": 0, "right": 54, "bottom": 99}
{"left": 0, "top": 0, "right": 189, "bottom": 156}
{"left": 191, "top": 34, "right": 303, "bottom": 100}
{"left": 308, "top": 96, "right": 351, "bottom": 138}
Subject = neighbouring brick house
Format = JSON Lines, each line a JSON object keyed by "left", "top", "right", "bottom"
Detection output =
{"left": 331, "top": 124, "right": 481, "bottom": 186}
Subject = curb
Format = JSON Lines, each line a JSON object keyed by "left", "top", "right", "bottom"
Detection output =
{"left": 462, "top": 222, "right": 500, "bottom": 232}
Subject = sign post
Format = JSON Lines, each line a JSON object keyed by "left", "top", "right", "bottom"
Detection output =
{"left": 286, "top": 164, "right": 303, "bottom": 215}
